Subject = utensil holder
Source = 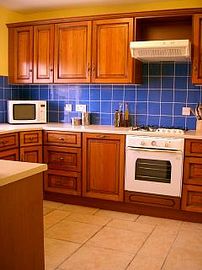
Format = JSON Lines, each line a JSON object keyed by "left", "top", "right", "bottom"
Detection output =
{"left": 196, "top": 120, "right": 202, "bottom": 132}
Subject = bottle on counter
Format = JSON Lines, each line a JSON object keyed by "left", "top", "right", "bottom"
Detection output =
{"left": 124, "top": 103, "right": 130, "bottom": 127}
{"left": 118, "top": 103, "right": 123, "bottom": 127}
{"left": 114, "top": 110, "right": 119, "bottom": 127}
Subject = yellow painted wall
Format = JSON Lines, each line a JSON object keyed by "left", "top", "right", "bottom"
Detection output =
{"left": 1, "top": 0, "right": 202, "bottom": 76}
{"left": 0, "top": 6, "right": 25, "bottom": 76}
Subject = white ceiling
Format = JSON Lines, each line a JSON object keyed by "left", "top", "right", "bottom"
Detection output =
{"left": 0, "top": 0, "right": 156, "bottom": 12}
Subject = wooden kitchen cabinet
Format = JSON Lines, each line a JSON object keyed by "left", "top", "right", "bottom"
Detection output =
{"left": 8, "top": 26, "right": 33, "bottom": 84}
{"left": 8, "top": 24, "right": 54, "bottom": 84}
{"left": 91, "top": 18, "right": 133, "bottom": 83}
{"left": 54, "top": 21, "right": 92, "bottom": 83}
{"left": 182, "top": 139, "right": 202, "bottom": 212}
{"left": 19, "top": 131, "right": 43, "bottom": 163}
{"left": 82, "top": 133, "right": 125, "bottom": 201}
{"left": 43, "top": 131, "right": 81, "bottom": 196}
{"left": 192, "top": 14, "right": 202, "bottom": 84}
{"left": 34, "top": 24, "right": 54, "bottom": 83}
{"left": 0, "top": 133, "right": 19, "bottom": 161}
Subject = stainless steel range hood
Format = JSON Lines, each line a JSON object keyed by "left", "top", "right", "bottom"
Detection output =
{"left": 130, "top": 39, "right": 191, "bottom": 62}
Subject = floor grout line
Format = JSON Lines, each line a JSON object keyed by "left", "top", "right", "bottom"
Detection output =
{"left": 124, "top": 224, "right": 157, "bottom": 270}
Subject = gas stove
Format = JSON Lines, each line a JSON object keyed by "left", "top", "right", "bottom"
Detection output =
{"left": 130, "top": 126, "right": 185, "bottom": 135}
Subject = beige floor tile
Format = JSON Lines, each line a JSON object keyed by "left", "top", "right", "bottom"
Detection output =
{"left": 126, "top": 225, "right": 178, "bottom": 270}
{"left": 43, "top": 207, "right": 54, "bottom": 216}
{"left": 46, "top": 219, "right": 101, "bottom": 244}
{"left": 87, "top": 226, "right": 148, "bottom": 253}
{"left": 94, "top": 209, "right": 139, "bottom": 221}
{"left": 45, "top": 237, "right": 80, "bottom": 270}
{"left": 181, "top": 221, "right": 202, "bottom": 231}
{"left": 58, "top": 245, "right": 134, "bottom": 270}
{"left": 162, "top": 247, "right": 202, "bottom": 270}
{"left": 43, "top": 200, "right": 63, "bottom": 209}
{"left": 65, "top": 213, "right": 111, "bottom": 226}
{"left": 44, "top": 210, "right": 71, "bottom": 230}
{"left": 107, "top": 219, "right": 155, "bottom": 234}
{"left": 136, "top": 215, "right": 182, "bottom": 230}
{"left": 59, "top": 204, "right": 98, "bottom": 215}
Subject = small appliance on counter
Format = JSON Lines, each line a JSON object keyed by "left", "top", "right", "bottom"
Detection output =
{"left": 7, "top": 100, "right": 47, "bottom": 124}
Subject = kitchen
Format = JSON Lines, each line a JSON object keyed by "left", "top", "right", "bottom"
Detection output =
{"left": 1, "top": 0, "right": 202, "bottom": 269}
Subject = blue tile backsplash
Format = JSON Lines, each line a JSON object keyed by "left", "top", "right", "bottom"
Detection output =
{"left": 0, "top": 62, "right": 202, "bottom": 130}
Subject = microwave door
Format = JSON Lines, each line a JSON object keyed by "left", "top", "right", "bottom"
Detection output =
{"left": 13, "top": 104, "right": 36, "bottom": 120}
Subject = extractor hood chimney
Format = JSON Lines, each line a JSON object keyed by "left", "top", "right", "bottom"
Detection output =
{"left": 130, "top": 39, "right": 191, "bottom": 62}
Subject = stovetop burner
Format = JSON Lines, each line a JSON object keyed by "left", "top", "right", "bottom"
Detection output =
{"left": 131, "top": 126, "right": 185, "bottom": 134}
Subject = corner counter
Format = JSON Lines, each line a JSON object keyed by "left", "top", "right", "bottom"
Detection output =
{"left": 0, "top": 160, "right": 47, "bottom": 270}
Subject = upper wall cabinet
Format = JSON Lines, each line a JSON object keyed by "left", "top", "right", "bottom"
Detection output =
{"left": 8, "top": 17, "right": 134, "bottom": 84}
{"left": 192, "top": 14, "right": 202, "bottom": 84}
{"left": 34, "top": 25, "right": 54, "bottom": 83}
{"left": 9, "top": 24, "right": 54, "bottom": 84}
{"left": 54, "top": 21, "right": 92, "bottom": 83}
{"left": 92, "top": 18, "right": 133, "bottom": 83}
{"left": 9, "top": 26, "right": 33, "bottom": 84}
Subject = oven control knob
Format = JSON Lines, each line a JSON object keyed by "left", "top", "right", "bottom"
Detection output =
{"left": 140, "top": 141, "right": 145, "bottom": 146}
{"left": 151, "top": 141, "right": 156, "bottom": 146}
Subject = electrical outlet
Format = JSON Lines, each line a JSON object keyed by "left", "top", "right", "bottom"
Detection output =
{"left": 182, "top": 107, "right": 191, "bottom": 116}
{"left": 64, "top": 104, "right": 72, "bottom": 112}
{"left": 76, "top": 104, "right": 86, "bottom": 112}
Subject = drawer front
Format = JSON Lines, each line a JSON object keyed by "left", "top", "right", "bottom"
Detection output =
{"left": 44, "top": 170, "right": 81, "bottom": 195}
{"left": 185, "top": 139, "right": 202, "bottom": 157}
{"left": 0, "top": 133, "right": 18, "bottom": 151}
{"left": 181, "top": 184, "right": 202, "bottom": 213}
{"left": 20, "top": 131, "right": 42, "bottom": 146}
{"left": 20, "top": 146, "right": 43, "bottom": 163}
{"left": 184, "top": 157, "right": 202, "bottom": 185}
{"left": 44, "top": 146, "right": 81, "bottom": 172}
{"left": 44, "top": 131, "right": 81, "bottom": 147}
{"left": 0, "top": 148, "right": 19, "bottom": 161}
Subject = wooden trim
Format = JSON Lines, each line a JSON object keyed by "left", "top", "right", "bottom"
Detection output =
{"left": 125, "top": 191, "right": 180, "bottom": 209}
{"left": 6, "top": 8, "right": 202, "bottom": 28}
{"left": 44, "top": 192, "right": 202, "bottom": 223}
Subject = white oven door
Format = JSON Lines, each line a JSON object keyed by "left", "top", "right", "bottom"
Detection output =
{"left": 125, "top": 147, "right": 183, "bottom": 197}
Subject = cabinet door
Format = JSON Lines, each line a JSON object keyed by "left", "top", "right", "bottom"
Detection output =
{"left": 54, "top": 21, "right": 92, "bottom": 83}
{"left": 92, "top": 18, "right": 133, "bottom": 83}
{"left": 181, "top": 184, "right": 202, "bottom": 213}
{"left": 192, "top": 14, "right": 202, "bottom": 84}
{"left": 0, "top": 149, "right": 19, "bottom": 161}
{"left": 82, "top": 133, "right": 125, "bottom": 201}
{"left": 184, "top": 157, "right": 202, "bottom": 185}
{"left": 20, "top": 146, "right": 43, "bottom": 163}
{"left": 34, "top": 25, "right": 54, "bottom": 83}
{"left": 9, "top": 26, "right": 33, "bottom": 84}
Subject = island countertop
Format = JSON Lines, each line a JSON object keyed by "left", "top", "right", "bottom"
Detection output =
{"left": 0, "top": 160, "right": 47, "bottom": 187}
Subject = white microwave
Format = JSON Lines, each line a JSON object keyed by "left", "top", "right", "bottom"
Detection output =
{"left": 7, "top": 100, "right": 47, "bottom": 124}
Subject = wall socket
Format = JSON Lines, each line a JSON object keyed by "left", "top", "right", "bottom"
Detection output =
{"left": 64, "top": 104, "right": 72, "bottom": 112}
{"left": 76, "top": 104, "right": 86, "bottom": 112}
{"left": 182, "top": 107, "right": 191, "bottom": 116}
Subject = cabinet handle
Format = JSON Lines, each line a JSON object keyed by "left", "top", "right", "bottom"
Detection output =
{"left": 0, "top": 140, "right": 8, "bottom": 145}
{"left": 29, "top": 69, "right": 32, "bottom": 73}
{"left": 87, "top": 63, "right": 91, "bottom": 75}
{"left": 59, "top": 157, "right": 64, "bottom": 161}
{"left": 193, "top": 65, "right": 197, "bottom": 72}
{"left": 96, "top": 135, "right": 107, "bottom": 139}
{"left": 92, "top": 63, "right": 96, "bottom": 77}
{"left": 29, "top": 137, "right": 34, "bottom": 141}
{"left": 58, "top": 137, "right": 64, "bottom": 141}
{"left": 50, "top": 68, "right": 53, "bottom": 72}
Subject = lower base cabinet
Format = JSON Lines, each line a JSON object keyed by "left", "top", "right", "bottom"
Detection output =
{"left": 44, "top": 170, "right": 81, "bottom": 196}
{"left": 82, "top": 133, "right": 125, "bottom": 202}
{"left": 0, "top": 148, "right": 19, "bottom": 161}
{"left": 181, "top": 184, "right": 202, "bottom": 213}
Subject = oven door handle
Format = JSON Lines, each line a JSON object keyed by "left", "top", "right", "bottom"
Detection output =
{"left": 127, "top": 146, "right": 182, "bottom": 154}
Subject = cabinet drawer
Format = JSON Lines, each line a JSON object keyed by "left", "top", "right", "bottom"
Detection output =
{"left": 185, "top": 139, "right": 202, "bottom": 157}
{"left": 44, "top": 170, "right": 81, "bottom": 196}
{"left": 0, "top": 148, "right": 19, "bottom": 161}
{"left": 20, "top": 131, "right": 42, "bottom": 146}
{"left": 43, "top": 131, "right": 81, "bottom": 147}
{"left": 44, "top": 146, "right": 81, "bottom": 172}
{"left": 184, "top": 157, "right": 202, "bottom": 185}
{"left": 20, "top": 146, "right": 42, "bottom": 163}
{"left": 181, "top": 184, "right": 202, "bottom": 213}
{"left": 0, "top": 133, "right": 18, "bottom": 151}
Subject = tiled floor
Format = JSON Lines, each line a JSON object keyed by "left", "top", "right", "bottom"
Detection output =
{"left": 43, "top": 200, "right": 202, "bottom": 270}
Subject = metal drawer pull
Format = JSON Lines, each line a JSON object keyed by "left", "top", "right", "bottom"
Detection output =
{"left": 97, "top": 135, "right": 107, "bottom": 139}
{"left": 0, "top": 140, "right": 8, "bottom": 145}
{"left": 58, "top": 137, "right": 65, "bottom": 141}
{"left": 59, "top": 157, "right": 64, "bottom": 161}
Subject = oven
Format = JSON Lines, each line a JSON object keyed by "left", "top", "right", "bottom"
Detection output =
{"left": 125, "top": 135, "right": 184, "bottom": 197}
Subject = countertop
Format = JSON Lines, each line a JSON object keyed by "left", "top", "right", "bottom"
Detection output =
{"left": 0, "top": 160, "right": 47, "bottom": 187}
{"left": 0, "top": 123, "right": 202, "bottom": 139}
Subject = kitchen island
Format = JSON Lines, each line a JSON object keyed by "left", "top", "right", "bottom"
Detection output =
{"left": 0, "top": 160, "right": 47, "bottom": 270}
